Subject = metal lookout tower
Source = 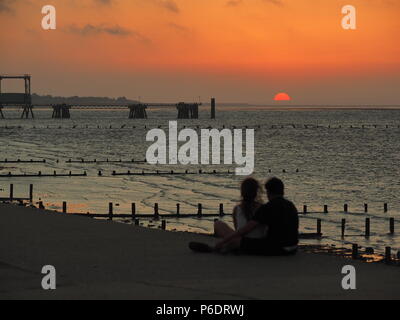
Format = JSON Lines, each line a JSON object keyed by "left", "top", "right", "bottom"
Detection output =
{"left": 0, "top": 74, "right": 33, "bottom": 119}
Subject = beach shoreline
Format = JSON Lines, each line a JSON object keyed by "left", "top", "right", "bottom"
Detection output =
{"left": 1, "top": 202, "right": 399, "bottom": 300}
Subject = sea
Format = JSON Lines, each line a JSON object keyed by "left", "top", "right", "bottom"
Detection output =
{"left": 1, "top": 105, "right": 399, "bottom": 254}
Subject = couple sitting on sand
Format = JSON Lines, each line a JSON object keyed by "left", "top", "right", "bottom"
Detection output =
{"left": 190, "top": 177, "right": 299, "bottom": 256}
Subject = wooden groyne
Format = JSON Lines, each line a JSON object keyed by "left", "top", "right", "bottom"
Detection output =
{"left": 301, "top": 203, "right": 391, "bottom": 214}
{"left": 69, "top": 202, "right": 227, "bottom": 219}
{"left": 3, "top": 124, "right": 400, "bottom": 130}
{"left": 0, "top": 159, "right": 46, "bottom": 164}
{"left": 109, "top": 169, "right": 235, "bottom": 176}
{"left": 66, "top": 159, "right": 146, "bottom": 164}
{"left": 0, "top": 171, "right": 87, "bottom": 178}
{"left": 1, "top": 169, "right": 299, "bottom": 177}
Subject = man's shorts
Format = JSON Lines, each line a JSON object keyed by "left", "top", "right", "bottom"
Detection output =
{"left": 240, "top": 237, "right": 298, "bottom": 256}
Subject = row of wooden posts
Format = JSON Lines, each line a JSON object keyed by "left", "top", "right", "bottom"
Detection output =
{"left": 0, "top": 158, "right": 298, "bottom": 170}
{"left": 3, "top": 124, "right": 400, "bottom": 129}
{"left": 56, "top": 201, "right": 397, "bottom": 236}
{"left": 109, "top": 169, "right": 300, "bottom": 176}
{"left": 316, "top": 217, "right": 396, "bottom": 237}
{"left": 1, "top": 185, "right": 394, "bottom": 215}
{"left": 67, "top": 159, "right": 146, "bottom": 164}
{"left": 0, "top": 171, "right": 87, "bottom": 178}
{"left": 303, "top": 203, "right": 390, "bottom": 214}
{"left": 68, "top": 202, "right": 227, "bottom": 219}
{"left": 108, "top": 170, "right": 236, "bottom": 176}
{"left": 0, "top": 169, "right": 303, "bottom": 178}
{"left": 0, "top": 159, "right": 46, "bottom": 163}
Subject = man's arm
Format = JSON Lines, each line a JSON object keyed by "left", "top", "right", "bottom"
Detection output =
{"left": 215, "top": 220, "right": 259, "bottom": 250}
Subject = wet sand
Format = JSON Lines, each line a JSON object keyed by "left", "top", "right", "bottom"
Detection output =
{"left": 0, "top": 203, "right": 399, "bottom": 300}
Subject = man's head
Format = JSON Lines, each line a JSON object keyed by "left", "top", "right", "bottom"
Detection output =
{"left": 265, "top": 177, "right": 284, "bottom": 200}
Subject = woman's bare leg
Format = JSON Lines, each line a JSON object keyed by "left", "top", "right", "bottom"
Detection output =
{"left": 214, "top": 220, "right": 235, "bottom": 238}
{"left": 214, "top": 220, "right": 242, "bottom": 251}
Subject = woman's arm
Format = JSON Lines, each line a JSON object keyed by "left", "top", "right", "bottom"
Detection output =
{"left": 215, "top": 220, "right": 259, "bottom": 250}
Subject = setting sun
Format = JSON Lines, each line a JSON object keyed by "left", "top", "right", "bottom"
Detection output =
{"left": 274, "top": 93, "right": 291, "bottom": 101}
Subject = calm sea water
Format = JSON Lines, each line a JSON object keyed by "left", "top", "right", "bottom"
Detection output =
{"left": 1, "top": 106, "right": 399, "bottom": 254}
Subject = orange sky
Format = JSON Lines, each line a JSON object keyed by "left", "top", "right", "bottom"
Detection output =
{"left": 0, "top": 0, "right": 399, "bottom": 104}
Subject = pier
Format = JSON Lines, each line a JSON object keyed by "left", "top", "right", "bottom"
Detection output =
{"left": 2, "top": 101, "right": 211, "bottom": 120}
{"left": 0, "top": 75, "right": 216, "bottom": 120}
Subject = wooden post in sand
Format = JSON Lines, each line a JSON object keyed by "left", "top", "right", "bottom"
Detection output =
{"left": 384, "top": 203, "right": 388, "bottom": 213}
{"left": 219, "top": 203, "right": 224, "bottom": 217}
{"left": 344, "top": 204, "right": 348, "bottom": 213}
{"left": 385, "top": 247, "right": 392, "bottom": 264}
{"left": 341, "top": 219, "right": 346, "bottom": 237}
{"left": 211, "top": 98, "right": 216, "bottom": 119}
{"left": 176, "top": 203, "right": 180, "bottom": 216}
{"left": 62, "top": 201, "right": 67, "bottom": 213}
{"left": 29, "top": 184, "right": 33, "bottom": 202}
{"left": 364, "top": 203, "right": 368, "bottom": 213}
{"left": 161, "top": 220, "right": 166, "bottom": 230}
{"left": 365, "top": 218, "right": 370, "bottom": 238}
{"left": 317, "top": 219, "right": 322, "bottom": 235}
{"left": 108, "top": 202, "right": 113, "bottom": 221}
{"left": 390, "top": 218, "right": 395, "bottom": 235}
{"left": 324, "top": 205, "right": 328, "bottom": 213}
{"left": 131, "top": 203, "right": 136, "bottom": 220}
{"left": 154, "top": 203, "right": 159, "bottom": 219}
{"left": 9, "top": 184, "right": 14, "bottom": 201}
{"left": 303, "top": 205, "right": 307, "bottom": 214}
{"left": 352, "top": 244, "right": 358, "bottom": 259}
{"left": 197, "top": 203, "right": 203, "bottom": 217}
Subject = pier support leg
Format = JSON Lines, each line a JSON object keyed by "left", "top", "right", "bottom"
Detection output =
{"left": 21, "top": 105, "right": 34, "bottom": 119}
{"left": 129, "top": 104, "right": 148, "bottom": 119}
{"left": 177, "top": 103, "right": 199, "bottom": 119}
{"left": 52, "top": 104, "right": 71, "bottom": 119}
{"left": 211, "top": 98, "right": 216, "bottom": 119}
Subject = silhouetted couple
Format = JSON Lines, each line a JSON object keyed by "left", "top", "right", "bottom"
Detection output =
{"left": 190, "top": 177, "right": 299, "bottom": 256}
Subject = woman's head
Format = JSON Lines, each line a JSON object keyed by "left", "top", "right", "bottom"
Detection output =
{"left": 240, "top": 178, "right": 262, "bottom": 220}
{"left": 241, "top": 177, "right": 260, "bottom": 202}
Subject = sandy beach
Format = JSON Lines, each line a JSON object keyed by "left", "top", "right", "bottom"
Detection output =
{"left": 0, "top": 203, "right": 399, "bottom": 300}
